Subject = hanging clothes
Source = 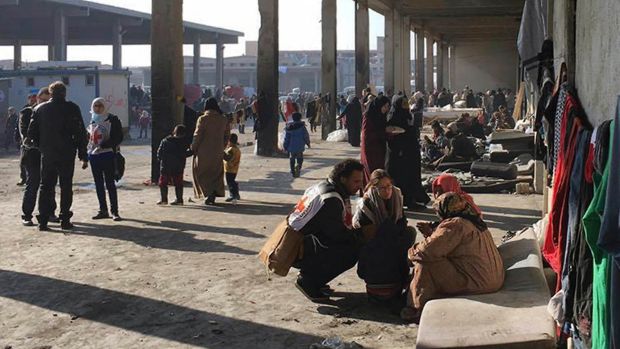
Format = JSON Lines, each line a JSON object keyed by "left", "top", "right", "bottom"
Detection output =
{"left": 543, "top": 84, "right": 591, "bottom": 277}
{"left": 598, "top": 96, "right": 620, "bottom": 349}
{"left": 560, "top": 128, "right": 593, "bottom": 345}
{"left": 582, "top": 120, "right": 614, "bottom": 349}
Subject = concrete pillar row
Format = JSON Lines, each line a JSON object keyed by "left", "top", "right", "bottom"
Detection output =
{"left": 112, "top": 18, "right": 123, "bottom": 70}
{"left": 383, "top": 10, "right": 394, "bottom": 95}
{"left": 192, "top": 34, "right": 201, "bottom": 84}
{"left": 355, "top": 0, "right": 369, "bottom": 98}
{"left": 449, "top": 45, "right": 456, "bottom": 91}
{"left": 436, "top": 42, "right": 444, "bottom": 90}
{"left": 13, "top": 40, "right": 21, "bottom": 70}
{"left": 321, "top": 0, "right": 337, "bottom": 140}
{"left": 441, "top": 43, "right": 449, "bottom": 89}
{"left": 256, "top": 0, "right": 279, "bottom": 156}
{"left": 414, "top": 29, "right": 425, "bottom": 93}
{"left": 52, "top": 7, "right": 67, "bottom": 61}
{"left": 425, "top": 33, "right": 434, "bottom": 93}
{"left": 401, "top": 16, "right": 411, "bottom": 96}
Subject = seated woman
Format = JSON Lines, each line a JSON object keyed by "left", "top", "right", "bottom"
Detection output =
{"left": 423, "top": 121, "right": 449, "bottom": 163}
{"left": 401, "top": 192, "right": 504, "bottom": 322}
{"left": 353, "top": 169, "right": 415, "bottom": 302}
{"left": 431, "top": 173, "right": 482, "bottom": 217}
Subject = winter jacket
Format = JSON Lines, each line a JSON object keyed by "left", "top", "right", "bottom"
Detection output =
{"left": 157, "top": 135, "right": 193, "bottom": 175}
{"left": 223, "top": 144, "right": 241, "bottom": 174}
{"left": 27, "top": 97, "right": 88, "bottom": 161}
{"left": 283, "top": 121, "right": 310, "bottom": 154}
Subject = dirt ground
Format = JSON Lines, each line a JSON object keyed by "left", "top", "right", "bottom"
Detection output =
{"left": 0, "top": 126, "right": 543, "bottom": 349}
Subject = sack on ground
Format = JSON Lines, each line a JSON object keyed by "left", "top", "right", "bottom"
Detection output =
{"left": 326, "top": 129, "right": 348, "bottom": 142}
{"left": 258, "top": 218, "right": 304, "bottom": 276}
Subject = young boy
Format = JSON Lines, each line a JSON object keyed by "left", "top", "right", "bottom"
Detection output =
{"left": 223, "top": 133, "right": 241, "bottom": 203}
{"left": 283, "top": 112, "right": 311, "bottom": 178}
{"left": 156, "top": 125, "right": 193, "bottom": 205}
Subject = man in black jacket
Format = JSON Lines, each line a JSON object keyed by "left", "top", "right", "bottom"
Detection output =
{"left": 27, "top": 81, "right": 88, "bottom": 231}
{"left": 19, "top": 87, "right": 59, "bottom": 226}
{"left": 293, "top": 159, "right": 364, "bottom": 302}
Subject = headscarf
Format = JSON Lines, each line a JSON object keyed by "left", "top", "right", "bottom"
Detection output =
{"left": 433, "top": 192, "right": 487, "bottom": 231}
{"left": 432, "top": 173, "right": 482, "bottom": 217}
{"left": 353, "top": 185, "right": 404, "bottom": 228}
{"left": 388, "top": 96, "right": 412, "bottom": 126}
{"left": 203, "top": 97, "right": 223, "bottom": 114}
{"left": 366, "top": 95, "right": 391, "bottom": 117}
{"left": 90, "top": 97, "right": 108, "bottom": 124}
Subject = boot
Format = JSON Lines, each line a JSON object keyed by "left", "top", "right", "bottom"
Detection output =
{"left": 157, "top": 186, "right": 168, "bottom": 205}
{"left": 170, "top": 186, "right": 184, "bottom": 205}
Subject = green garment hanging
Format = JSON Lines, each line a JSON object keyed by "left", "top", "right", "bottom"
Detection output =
{"left": 582, "top": 121, "right": 613, "bottom": 349}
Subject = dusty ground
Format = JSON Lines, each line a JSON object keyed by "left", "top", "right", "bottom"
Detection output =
{"left": 0, "top": 126, "right": 543, "bottom": 349}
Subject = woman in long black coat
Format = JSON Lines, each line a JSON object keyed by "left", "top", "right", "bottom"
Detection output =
{"left": 340, "top": 96, "right": 363, "bottom": 147}
{"left": 385, "top": 96, "right": 430, "bottom": 209}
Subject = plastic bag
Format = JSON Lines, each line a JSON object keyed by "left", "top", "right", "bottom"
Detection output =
{"left": 326, "top": 129, "right": 348, "bottom": 142}
{"left": 277, "top": 130, "right": 286, "bottom": 150}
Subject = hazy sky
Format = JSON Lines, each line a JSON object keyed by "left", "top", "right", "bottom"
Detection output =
{"left": 0, "top": 0, "right": 388, "bottom": 67}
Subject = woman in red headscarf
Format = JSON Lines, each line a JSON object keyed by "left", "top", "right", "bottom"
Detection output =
{"left": 431, "top": 173, "right": 482, "bottom": 217}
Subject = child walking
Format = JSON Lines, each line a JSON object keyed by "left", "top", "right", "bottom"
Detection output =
{"left": 283, "top": 112, "right": 311, "bottom": 178}
{"left": 156, "top": 125, "right": 193, "bottom": 205}
{"left": 224, "top": 133, "right": 242, "bottom": 203}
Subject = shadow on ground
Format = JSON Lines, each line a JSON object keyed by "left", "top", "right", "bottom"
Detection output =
{"left": 0, "top": 269, "right": 322, "bottom": 349}
{"left": 53, "top": 222, "right": 256, "bottom": 255}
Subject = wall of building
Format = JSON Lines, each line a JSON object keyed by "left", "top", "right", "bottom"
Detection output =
{"left": 573, "top": 0, "right": 620, "bottom": 126}
{"left": 452, "top": 39, "right": 518, "bottom": 93}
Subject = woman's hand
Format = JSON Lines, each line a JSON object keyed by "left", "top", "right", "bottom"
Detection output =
{"left": 416, "top": 222, "right": 434, "bottom": 237}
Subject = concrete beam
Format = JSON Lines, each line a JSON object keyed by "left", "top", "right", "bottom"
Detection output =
{"left": 383, "top": 9, "right": 394, "bottom": 95}
{"left": 150, "top": 0, "right": 184, "bottom": 181}
{"left": 192, "top": 34, "right": 201, "bottom": 84}
{"left": 414, "top": 29, "right": 425, "bottom": 92}
{"left": 355, "top": 0, "right": 369, "bottom": 98}
{"left": 0, "top": 0, "right": 19, "bottom": 5}
{"left": 112, "top": 18, "right": 122, "bottom": 70}
{"left": 425, "top": 34, "right": 434, "bottom": 92}
{"left": 256, "top": 0, "right": 279, "bottom": 156}
{"left": 321, "top": 0, "right": 337, "bottom": 140}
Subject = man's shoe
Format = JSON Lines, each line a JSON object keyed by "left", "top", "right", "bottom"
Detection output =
{"left": 170, "top": 200, "right": 184, "bottom": 206}
{"left": 92, "top": 212, "right": 110, "bottom": 220}
{"left": 112, "top": 214, "right": 122, "bottom": 222}
{"left": 16, "top": 181, "right": 25, "bottom": 186}
{"left": 320, "top": 285, "right": 335, "bottom": 297}
{"left": 225, "top": 197, "right": 234, "bottom": 202}
{"left": 61, "top": 221, "right": 74, "bottom": 230}
{"left": 22, "top": 219, "right": 34, "bottom": 227}
{"left": 38, "top": 224, "right": 51, "bottom": 231}
{"left": 156, "top": 200, "right": 168, "bottom": 205}
{"left": 295, "top": 278, "right": 329, "bottom": 303}
{"left": 48, "top": 215, "right": 61, "bottom": 223}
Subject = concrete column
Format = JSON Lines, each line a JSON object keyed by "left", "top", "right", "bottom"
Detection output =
{"left": 436, "top": 42, "right": 444, "bottom": 90}
{"left": 383, "top": 10, "right": 394, "bottom": 96}
{"left": 215, "top": 41, "right": 225, "bottom": 90}
{"left": 392, "top": 10, "right": 402, "bottom": 94}
{"left": 112, "top": 18, "right": 123, "bottom": 70}
{"left": 354, "top": 0, "right": 369, "bottom": 98}
{"left": 151, "top": 0, "right": 184, "bottom": 181}
{"left": 52, "top": 8, "right": 67, "bottom": 61}
{"left": 321, "top": 0, "right": 337, "bottom": 140}
{"left": 401, "top": 16, "right": 411, "bottom": 95}
{"left": 48, "top": 45, "right": 54, "bottom": 61}
{"left": 441, "top": 42, "right": 449, "bottom": 89}
{"left": 192, "top": 34, "right": 201, "bottom": 84}
{"left": 256, "top": 0, "right": 279, "bottom": 156}
{"left": 425, "top": 34, "right": 434, "bottom": 92}
{"left": 415, "top": 29, "right": 425, "bottom": 93}
{"left": 449, "top": 45, "right": 456, "bottom": 90}
{"left": 13, "top": 40, "right": 21, "bottom": 70}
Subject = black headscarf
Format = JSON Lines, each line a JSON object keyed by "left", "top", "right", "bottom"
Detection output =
{"left": 367, "top": 95, "right": 391, "bottom": 117}
{"left": 204, "top": 97, "right": 222, "bottom": 114}
{"left": 388, "top": 96, "right": 412, "bottom": 126}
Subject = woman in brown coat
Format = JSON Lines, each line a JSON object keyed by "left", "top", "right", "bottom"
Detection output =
{"left": 401, "top": 192, "right": 504, "bottom": 322}
{"left": 191, "top": 97, "right": 230, "bottom": 205}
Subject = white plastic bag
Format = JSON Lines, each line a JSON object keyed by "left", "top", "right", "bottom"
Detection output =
{"left": 277, "top": 130, "right": 286, "bottom": 150}
{"left": 326, "top": 129, "right": 348, "bottom": 142}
